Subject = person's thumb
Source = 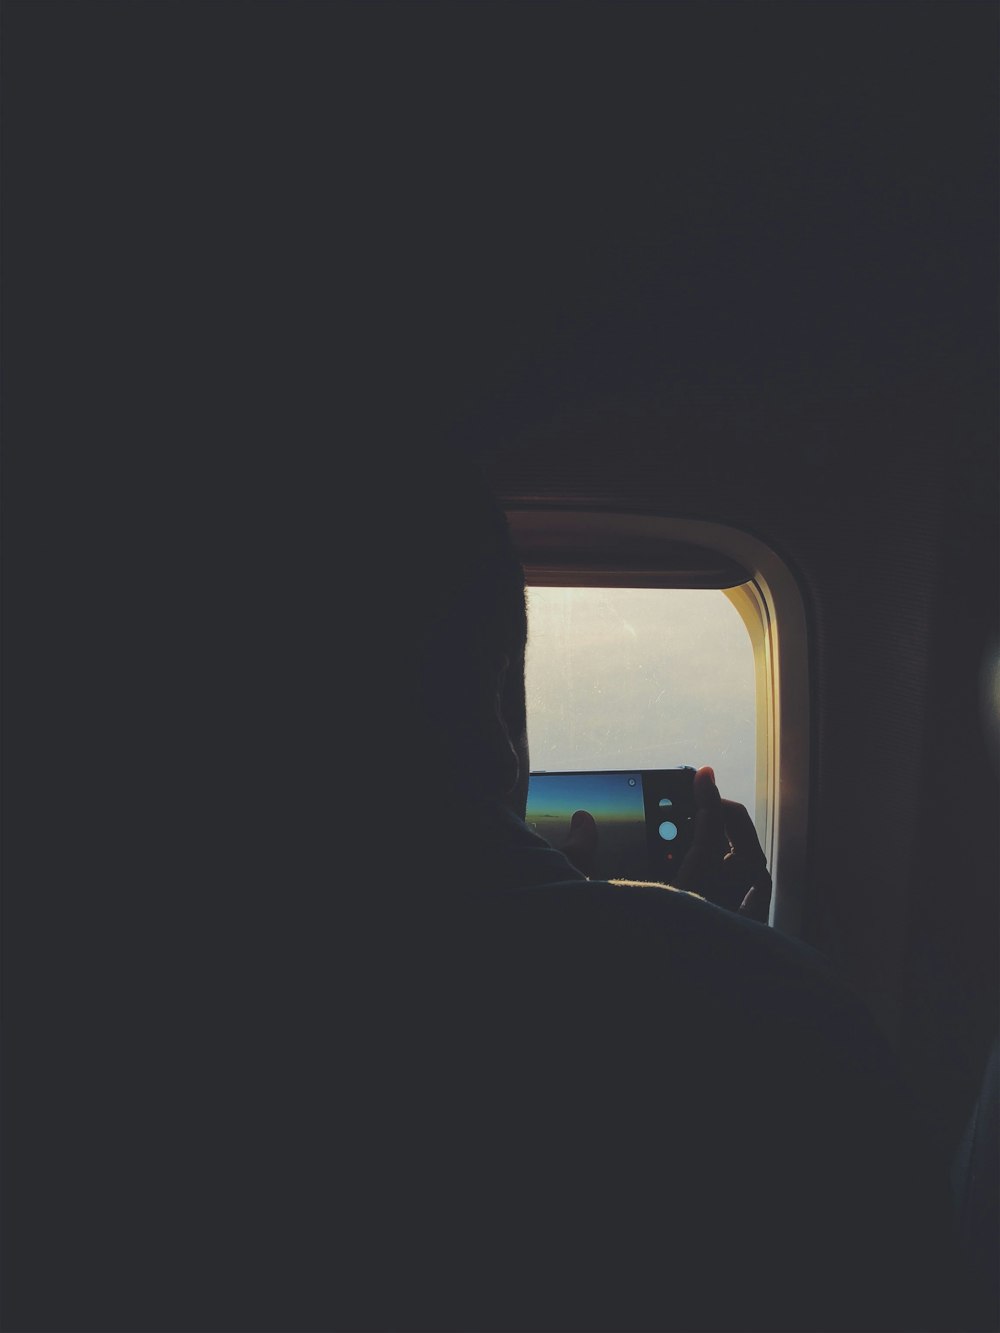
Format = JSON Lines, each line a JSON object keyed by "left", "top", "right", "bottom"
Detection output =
{"left": 563, "top": 809, "right": 599, "bottom": 878}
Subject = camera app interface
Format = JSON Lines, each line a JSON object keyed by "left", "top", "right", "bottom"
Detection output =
{"left": 525, "top": 771, "right": 647, "bottom": 881}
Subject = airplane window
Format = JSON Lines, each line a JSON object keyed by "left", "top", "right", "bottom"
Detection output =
{"left": 525, "top": 586, "right": 756, "bottom": 816}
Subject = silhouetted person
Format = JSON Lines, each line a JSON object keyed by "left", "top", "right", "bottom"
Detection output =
{"left": 8, "top": 449, "right": 958, "bottom": 1333}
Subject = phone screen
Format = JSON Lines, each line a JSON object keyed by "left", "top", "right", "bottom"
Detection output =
{"left": 525, "top": 768, "right": 695, "bottom": 883}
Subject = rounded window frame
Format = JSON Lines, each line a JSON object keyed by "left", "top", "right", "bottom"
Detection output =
{"left": 507, "top": 508, "right": 810, "bottom": 937}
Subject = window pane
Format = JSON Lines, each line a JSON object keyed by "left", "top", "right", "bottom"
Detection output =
{"left": 525, "top": 587, "right": 756, "bottom": 815}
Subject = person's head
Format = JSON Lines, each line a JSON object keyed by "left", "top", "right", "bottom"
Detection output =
{"left": 194, "top": 440, "right": 530, "bottom": 867}
{"left": 370, "top": 448, "right": 531, "bottom": 816}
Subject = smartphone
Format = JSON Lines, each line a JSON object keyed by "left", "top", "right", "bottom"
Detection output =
{"left": 525, "top": 767, "right": 697, "bottom": 883}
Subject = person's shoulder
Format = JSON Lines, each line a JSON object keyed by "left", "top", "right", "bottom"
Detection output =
{"left": 507, "top": 871, "right": 873, "bottom": 1034}
{"left": 596, "top": 874, "right": 835, "bottom": 976}
{"left": 520, "top": 870, "right": 825, "bottom": 971}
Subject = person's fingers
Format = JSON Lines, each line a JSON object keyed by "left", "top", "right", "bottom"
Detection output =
{"left": 738, "top": 876, "right": 772, "bottom": 923}
{"left": 720, "top": 798, "right": 767, "bottom": 870}
{"left": 693, "top": 767, "right": 721, "bottom": 819}
{"left": 562, "top": 809, "right": 599, "bottom": 879}
{"left": 674, "top": 767, "right": 724, "bottom": 890}
{"left": 695, "top": 767, "right": 729, "bottom": 857}
{"left": 672, "top": 806, "right": 708, "bottom": 890}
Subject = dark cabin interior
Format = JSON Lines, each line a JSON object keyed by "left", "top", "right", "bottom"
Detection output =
{"left": 4, "top": 2, "right": 997, "bottom": 1329}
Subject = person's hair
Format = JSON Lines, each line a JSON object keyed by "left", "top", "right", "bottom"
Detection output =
{"left": 312, "top": 445, "right": 533, "bottom": 799}
{"left": 397, "top": 450, "right": 528, "bottom": 788}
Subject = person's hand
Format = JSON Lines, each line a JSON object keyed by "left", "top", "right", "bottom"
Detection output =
{"left": 558, "top": 809, "right": 599, "bottom": 879}
{"left": 671, "top": 766, "right": 772, "bottom": 922}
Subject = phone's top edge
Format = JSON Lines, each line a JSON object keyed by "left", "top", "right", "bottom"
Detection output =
{"left": 529, "top": 767, "right": 695, "bottom": 775}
